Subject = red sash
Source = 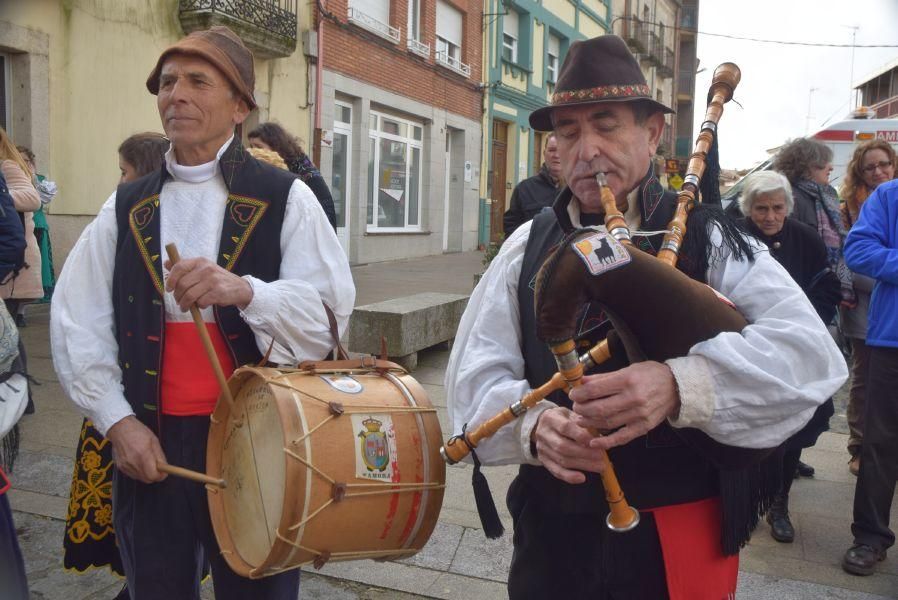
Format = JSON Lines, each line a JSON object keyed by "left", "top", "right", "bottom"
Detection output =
{"left": 0, "top": 467, "right": 10, "bottom": 495}
{"left": 161, "top": 322, "right": 236, "bottom": 416}
{"left": 644, "top": 497, "right": 738, "bottom": 600}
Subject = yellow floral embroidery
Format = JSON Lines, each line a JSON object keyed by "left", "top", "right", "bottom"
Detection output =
{"left": 94, "top": 504, "right": 113, "bottom": 527}
{"left": 80, "top": 450, "right": 102, "bottom": 472}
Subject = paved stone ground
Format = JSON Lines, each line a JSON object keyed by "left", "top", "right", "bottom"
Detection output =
{"left": 7, "top": 250, "right": 898, "bottom": 599}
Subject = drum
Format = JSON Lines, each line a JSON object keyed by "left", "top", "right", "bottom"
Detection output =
{"left": 206, "top": 362, "right": 445, "bottom": 579}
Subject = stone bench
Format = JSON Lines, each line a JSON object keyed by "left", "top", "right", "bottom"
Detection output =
{"left": 346, "top": 292, "right": 469, "bottom": 370}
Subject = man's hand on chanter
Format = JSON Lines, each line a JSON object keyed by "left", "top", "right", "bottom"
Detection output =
{"left": 568, "top": 361, "right": 681, "bottom": 452}
{"left": 165, "top": 256, "right": 254, "bottom": 311}
{"left": 531, "top": 406, "right": 609, "bottom": 484}
{"left": 106, "top": 416, "right": 169, "bottom": 484}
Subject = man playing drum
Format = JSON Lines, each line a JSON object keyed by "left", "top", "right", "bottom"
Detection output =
{"left": 51, "top": 26, "right": 354, "bottom": 599}
{"left": 446, "top": 35, "right": 847, "bottom": 599}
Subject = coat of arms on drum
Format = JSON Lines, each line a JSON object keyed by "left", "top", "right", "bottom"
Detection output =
{"left": 352, "top": 415, "right": 397, "bottom": 480}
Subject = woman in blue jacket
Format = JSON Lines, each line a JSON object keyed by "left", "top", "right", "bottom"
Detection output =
{"left": 841, "top": 178, "right": 898, "bottom": 577}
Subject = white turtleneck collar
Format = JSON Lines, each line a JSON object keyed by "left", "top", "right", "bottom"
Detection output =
{"left": 164, "top": 135, "right": 234, "bottom": 183}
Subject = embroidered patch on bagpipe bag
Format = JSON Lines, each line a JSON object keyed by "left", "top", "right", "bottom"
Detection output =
{"left": 571, "top": 232, "right": 631, "bottom": 276}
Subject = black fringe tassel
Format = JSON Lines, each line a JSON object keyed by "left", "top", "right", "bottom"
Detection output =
{"left": 0, "top": 422, "right": 20, "bottom": 474}
{"left": 680, "top": 204, "right": 755, "bottom": 280}
{"left": 470, "top": 447, "right": 505, "bottom": 539}
{"left": 718, "top": 448, "right": 784, "bottom": 555}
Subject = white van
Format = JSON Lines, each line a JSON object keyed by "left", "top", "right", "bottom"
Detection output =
{"left": 810, "top": 115, "right": 898, "bottom": 188}
{"left": 722, "top": 113, "right": 898, "bottom": 213}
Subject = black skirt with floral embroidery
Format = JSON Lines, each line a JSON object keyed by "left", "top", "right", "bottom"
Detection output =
{"left": 62, "top": 419, "right": 125, "bottom": 576}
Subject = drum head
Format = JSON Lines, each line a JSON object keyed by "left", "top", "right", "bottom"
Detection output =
{"left": 217, "top": 373, "right": 287, "bottom": 569}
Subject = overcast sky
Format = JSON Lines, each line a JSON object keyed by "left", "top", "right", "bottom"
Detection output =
{"left": 693, "top": 1, "right": 898, "bottom": 169}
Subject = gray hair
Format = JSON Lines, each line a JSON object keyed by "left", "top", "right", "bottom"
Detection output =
{"left": 772, "top": 138, "right": 833, "bottom": 183}
{"left": 738, "top": 170, "right": 794, "bottom": 216}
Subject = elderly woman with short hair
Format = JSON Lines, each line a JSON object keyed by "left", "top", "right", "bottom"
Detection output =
{"left": 739, "top": 170, "right": 840, "bottom": 545}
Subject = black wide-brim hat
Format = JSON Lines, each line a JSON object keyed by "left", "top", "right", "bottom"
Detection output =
{"left": 530, "top": 34, "right": 674, "bottom": 132}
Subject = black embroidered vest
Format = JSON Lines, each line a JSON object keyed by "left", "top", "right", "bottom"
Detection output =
{"left": 514, "top": 186, "right": 719, "bottom": 513}
{"left": 112, "top": 138, "right": 294, "bottom": 432}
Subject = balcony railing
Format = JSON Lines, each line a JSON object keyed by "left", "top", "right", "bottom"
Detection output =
{"left": 435, "top": 51, "right": 471, "bottom": 77}
{"left": 626, "top": 17, "right": 645, "bottom": 53}
{"left": 657, "top": 47, "right": 674, "bottom": 78}
{"left": 407, "top": 37, "right": 430, "bottom": 58}
{"left": 179, "top": 0, "right": 297, "bottom": 58}
{"left": 677, "top": 70, "right": 695, "bottom": 99}
{"left": 637, "top": 31, "right": 661, "bottom": 67}
{"left": 347, "top": 7, "right": 400, "bottom": 43}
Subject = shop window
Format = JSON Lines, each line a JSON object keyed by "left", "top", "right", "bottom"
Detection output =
{"left": 366, "top": 110, "right": 424, "bottom": 231}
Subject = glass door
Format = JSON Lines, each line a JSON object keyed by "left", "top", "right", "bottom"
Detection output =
{"left": 332, "top": 102, "right": 352, "bottom": 253}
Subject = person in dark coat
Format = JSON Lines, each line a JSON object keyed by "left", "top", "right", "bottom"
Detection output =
{"left": 738, "top": 170, "right": 840, "bottom": 544}
{"left": 502, "top": 134, "right": 561, "bottom": 237}
{"left": 248, "top": 122, "right": 337, "bottom": 230}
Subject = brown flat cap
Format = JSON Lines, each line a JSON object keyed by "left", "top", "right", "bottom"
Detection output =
{"left": 146, "top": 25, "right": 257, "bottom": 110}
{"left": 530, "top": 35, "right": 673, "bottom": 131}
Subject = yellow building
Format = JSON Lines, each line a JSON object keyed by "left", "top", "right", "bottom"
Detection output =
{"left": 0, "top": 0, "right": 312, "bottom": 265}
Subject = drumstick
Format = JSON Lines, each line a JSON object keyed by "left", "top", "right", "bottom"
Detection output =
{"left": 165, "top": 243, "right": 236, "bottom": 412}
{"left": 158, "top": 463, "right": 226, "bottom": 488}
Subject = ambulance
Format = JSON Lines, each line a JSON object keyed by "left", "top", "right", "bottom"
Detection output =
{"left": 722, "top": 109, "right": 898, "bottom": 213}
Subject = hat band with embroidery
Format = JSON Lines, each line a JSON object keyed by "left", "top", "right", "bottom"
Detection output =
{"left": 551, "top": 83, "right": 652, "bottom": 106}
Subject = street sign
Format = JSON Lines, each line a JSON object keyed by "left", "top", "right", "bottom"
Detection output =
{"left": 665, "top": 159, "right": 679, "bottom": 173}
{"left": 669, "top": 174, "right": 684, "bottom": 190}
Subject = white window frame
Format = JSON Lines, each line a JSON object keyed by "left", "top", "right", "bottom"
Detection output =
{"left": 435, "top": 0, "right": 470, "bottom": 77}
{"left": 407, "top": 0, "right": 421, "bottom": 41}
{"left": 546, "top": 34, "right": 560, "bottom": 84}
{"left": 406, "top": 0, "right": 430, "bottom": 58}
{"left": 367, "top": 110, "right": 425, "bottom": 232}
{"left": 502, "top": 10, "right": 519, "bottom": 64}
{"left": 332, "top": 101, "right": 353, "bottom": 241}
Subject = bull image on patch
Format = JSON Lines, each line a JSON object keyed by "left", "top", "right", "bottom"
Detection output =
{"left": 592, "top": 237, "right": 617, "bottom": 265}
{"left": 572, "top": 232, "right": 631, "bottom": 277}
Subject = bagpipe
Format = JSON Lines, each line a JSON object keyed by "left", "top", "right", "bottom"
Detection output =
{"left": 442, "top": 63, "right": 773, "bottom": 541}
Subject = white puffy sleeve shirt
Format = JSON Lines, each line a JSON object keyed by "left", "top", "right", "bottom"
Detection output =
{"left": 51, "top": 178, "right": 355, "bottom": 436}
{"left": 446, "top": 219, "right": 848, "bottom": 466}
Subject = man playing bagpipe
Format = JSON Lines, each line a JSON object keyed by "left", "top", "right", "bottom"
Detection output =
{"left": 446, "top": 35, "right": 847, "bottom": 599}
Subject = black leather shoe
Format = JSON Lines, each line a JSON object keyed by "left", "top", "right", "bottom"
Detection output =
{"left": 767, "top": 511, "right": 795, "bottom": 543}
{"left": 796, "top": 460, "right": 815, "bottom": 478}
{"left": 842, "top": 544, "right": 886, "bottom": 576}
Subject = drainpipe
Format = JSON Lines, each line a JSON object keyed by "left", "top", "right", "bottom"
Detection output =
{"left": 313, "top": 0, "right": 327, "bottom": 166}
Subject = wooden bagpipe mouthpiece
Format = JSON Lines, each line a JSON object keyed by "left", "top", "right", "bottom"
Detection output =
{"left": 595, "top": 172, "right": 631, "bottom": 245}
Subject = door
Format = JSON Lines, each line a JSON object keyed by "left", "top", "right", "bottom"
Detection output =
{"left": 490, "top": 120, "right": 508, "bottom": 244}
{"left": 332, "top": 102, "right": 352, "bottom": 253}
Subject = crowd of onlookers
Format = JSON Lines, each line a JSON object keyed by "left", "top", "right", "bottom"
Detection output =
{"left": 738, "top": 137, "right": 898, "bottom": 576}
{"left": 0, "top": 121, "right": 335, "bottom": 599}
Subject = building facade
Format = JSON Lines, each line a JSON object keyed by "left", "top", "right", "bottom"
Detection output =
{"left": 314, "top": 0, "right": 483, "bottom": 263}
{"left": 0, "top": 0, "right": 314, "bottom": 266}
{"left": 611, "top": 0, "right": 699, "bottom": 186}
{"left": 480, "top": 0, "right": 609, "bottom": 245}
{"left": 855, "top": 57, "right": 898, "bottom": 119}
